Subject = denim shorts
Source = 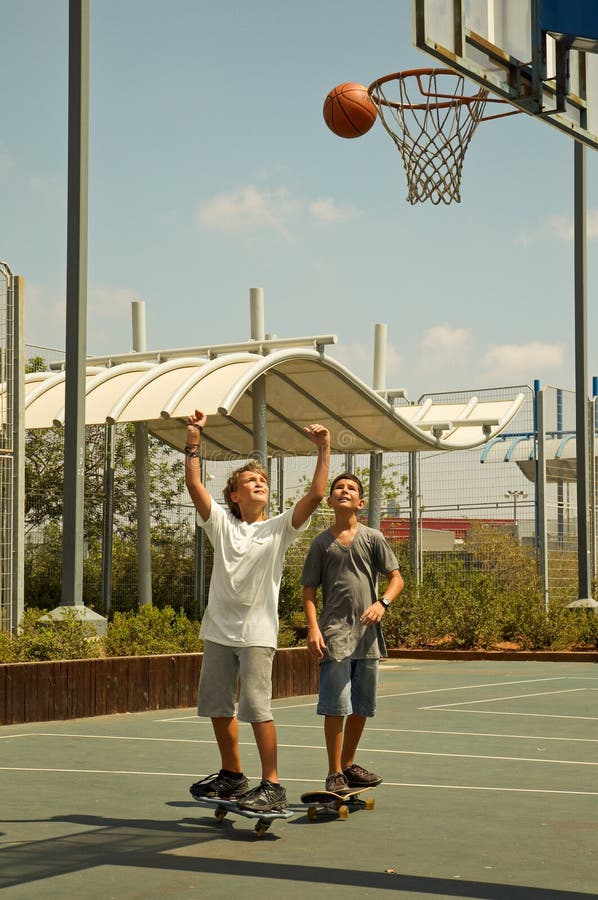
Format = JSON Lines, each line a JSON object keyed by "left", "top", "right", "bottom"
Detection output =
{"left": 197, "top": 640, "right": 276, "bottom": 723}
{"left": 317, "top": 657, "right": 379, "bottom": 717}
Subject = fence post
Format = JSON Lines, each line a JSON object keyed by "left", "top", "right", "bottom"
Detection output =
{"left": 132, "top": 301, "right": 152, "bottom": 606}
{"left": 101, "top": 423, "right": 115, "bottom": 614}
{"left": 536, "top": 390, "right": 549, "bottom": 609}
{"left": 250, "top": 289, "right": 267, "bottom": 467}
{"left": 409, "top": 451, "right": 421, "bottom": 584}
{"left": 368, "top": 324, "right": 386, "bottom": 530}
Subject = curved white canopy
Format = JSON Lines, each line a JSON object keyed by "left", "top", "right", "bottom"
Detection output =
{"left": 18, "top": 349, "right": 525, "bottom": 459}
{"left": 481, "top": 432, "right": 591, "bottom": 483}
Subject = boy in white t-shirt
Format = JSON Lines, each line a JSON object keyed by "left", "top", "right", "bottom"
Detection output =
{"left": 185, "top": 409, "right": 330, "bottom": 812}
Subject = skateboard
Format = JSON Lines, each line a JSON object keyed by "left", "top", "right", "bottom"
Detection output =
{"left": 194, "top": 796, "right": 294, "bottom": 837}
{"left": 300, "top": 786, "right": 376, "bottom": 820}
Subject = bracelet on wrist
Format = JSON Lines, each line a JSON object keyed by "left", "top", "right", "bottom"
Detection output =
{"left": 184, "top": 447, "right": 200, "bottom": 458}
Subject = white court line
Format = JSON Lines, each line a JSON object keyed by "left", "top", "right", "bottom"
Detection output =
{"left": 381, "top": 781, "right": 598, "bottom": 797}
{"left": 9, "top": 732, "right": 597, "bottom": 767}
{"left": 434, "top": 709, "right": 598, "bottom": 721}
{"left": 156, "top": 678, "right": 582, "bottom": 720}
{"left": 0, "top": 766, "right": 596, "bottom": 797}
{"left": 423, "top": 687, "right": 585, "bottom": 709}
{"left": 157, "top": 680, "right": 593, "bottom": 721}
{"left": 267, "top": 724, "right": 598, "bottom": 744}
{"left": 365, "top": 677, "right": 566, "bottom": 701}
{"left": 11, "top": 725, "right": 598, "bottom": 746}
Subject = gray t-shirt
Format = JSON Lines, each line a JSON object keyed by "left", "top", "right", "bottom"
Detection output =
{"left": 301, "top": 523, "right": 399, "bottom": 661}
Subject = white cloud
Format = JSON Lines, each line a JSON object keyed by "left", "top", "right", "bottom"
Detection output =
{"left": 479, "top": 340, "right": 564, "bottom": 383}
{"left": 519, "top": 208, "right": 598, "bottom": 244}
{"left": 89, "top": 286, "right": 138, "bottom": 316}
{"left": 197, "top": 185, "right": 299, "bottom": 237}
{"left": 587, "top": 209, "right": 598, "bottom": 238}
{"left": 419, "top": 324, "right": 474, "bottom": 372}
{"left": 197, "top": 185, "right": 359, "bottom": 235}
{"left": 308, "top": 197, "right": 355, "bottom": 223}
{"left": 548, "top": 214, "right": 573, "bottom": 241}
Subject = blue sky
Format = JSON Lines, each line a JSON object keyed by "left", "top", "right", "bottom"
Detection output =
{"left": 1, "top": 0, "right": 598, "bottom": 400}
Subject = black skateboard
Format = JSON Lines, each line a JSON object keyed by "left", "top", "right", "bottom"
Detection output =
{"left": 193, "top": 796, "right": 293, "bottom": 837}
{"left": 300, "top": 785, "right": 376, "bottom": 820}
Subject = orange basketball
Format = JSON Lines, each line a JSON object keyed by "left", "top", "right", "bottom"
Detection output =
{"left": 323, "top": 82, "right": 378, "bottom": 139}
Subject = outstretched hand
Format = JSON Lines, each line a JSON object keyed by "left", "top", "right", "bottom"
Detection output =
{"left": 188, "top": 409, "right": 207, "bottom": 431}
{"left": 303, "top": 424, "right": 330, "bottom": 447}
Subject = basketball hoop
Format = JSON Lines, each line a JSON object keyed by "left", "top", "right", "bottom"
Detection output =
{"left": 368, "top": 68, "right": 504, "bottom": 205}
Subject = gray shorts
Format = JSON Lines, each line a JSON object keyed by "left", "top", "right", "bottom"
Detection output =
{"left": 317, "top": 657, "right": 379, "bottom": 717}
{"left": 197, "top": 640, "right": 276, "bottom": 723}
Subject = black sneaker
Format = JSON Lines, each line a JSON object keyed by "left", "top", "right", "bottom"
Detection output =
{"left": 236, "top": 779, "right": 287, "bottom": 813}
{"left": 325, "top": 771, "right": 350, "bottom": 794}
{"left": 190, "top": 771, "right": 250, "bottom": 800}
{"left": 343, "top": 763, "right": 383, "bottom": 788}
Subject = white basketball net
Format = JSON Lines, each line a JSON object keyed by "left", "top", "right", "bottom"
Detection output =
{"left": 369, "top": 70, "right": 489, "bottom": 205}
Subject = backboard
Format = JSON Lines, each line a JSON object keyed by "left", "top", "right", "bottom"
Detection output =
{"left": 412, "top": 0, "right": 598, "bottom": 149}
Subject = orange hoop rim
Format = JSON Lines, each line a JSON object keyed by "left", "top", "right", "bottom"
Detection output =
{"left": 367, "top": 67, "right": 519, "bottom": 121}
{"left": 367, "top": 68, "right": 488, "bottom": 111}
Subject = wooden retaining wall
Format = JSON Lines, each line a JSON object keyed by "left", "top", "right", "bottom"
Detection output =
{"left": 0, "top": 647, "right": 320, "bottom": 726}
{"left": 2, "top": 647, "right": 595, "bottom": 726}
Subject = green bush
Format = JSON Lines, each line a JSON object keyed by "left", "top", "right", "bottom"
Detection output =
{"left": 381, "top": 529, "right": 598, "bottom": 651}
{"left": 0, "top": 607, "right": 102, "bottom": 662}
{"left": 6, "top": 524, "right": 596, "bottom": 663}
{"left": 103, "top": 605, "right": 202, "bottom": 656}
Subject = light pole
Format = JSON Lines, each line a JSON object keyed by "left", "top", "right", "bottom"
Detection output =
{"left": 505, "top": 489, "right": 528, "bottom": 527}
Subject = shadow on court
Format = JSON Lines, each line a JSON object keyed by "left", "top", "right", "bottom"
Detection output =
{"left": 0, "top": 811, "right": 594, "bottom": 899}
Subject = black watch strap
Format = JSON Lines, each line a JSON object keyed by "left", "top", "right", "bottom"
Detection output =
{"left": 377, "top": 597, "right": 390, "bottom": 609}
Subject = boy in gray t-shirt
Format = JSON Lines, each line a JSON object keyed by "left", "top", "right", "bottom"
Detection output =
{"left": 301, "top": 473, "right": 403, "bottom": 794}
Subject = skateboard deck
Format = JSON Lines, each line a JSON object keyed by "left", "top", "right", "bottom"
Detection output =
{"left": 194, "top": 796, "right": 293, "bottom": 837}
{"left": 300, "top": 786, "right": 376, "bottom": 820}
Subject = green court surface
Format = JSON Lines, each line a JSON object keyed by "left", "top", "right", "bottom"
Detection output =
{"left": 1, "top": 658, "right": 596, "bottom": 899}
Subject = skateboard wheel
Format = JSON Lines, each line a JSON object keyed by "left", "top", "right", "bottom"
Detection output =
{"left": 215, "top": 809, "right": 226, "bottom": 822}
{"left": 307, "top": 807, "right": 318, "bottom": 821}
{"left": 255, "top": 824, "right": 267, "bottom": 837}
{"left": 364, "top": 797, "right": 375, "bottom": 810}
{"left": 338, "top": 805, "right": 349, "bottom": 819}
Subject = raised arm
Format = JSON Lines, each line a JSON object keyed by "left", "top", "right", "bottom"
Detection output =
{"left": 292, "top": 424, "right": 331, "bottom": 529}
{"left": 184, "top": 409, "right": 212, "bottom": 521}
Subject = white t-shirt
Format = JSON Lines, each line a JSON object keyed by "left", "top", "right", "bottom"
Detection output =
{"left": 198, "top": 500, "right": 309, "bottom": 648}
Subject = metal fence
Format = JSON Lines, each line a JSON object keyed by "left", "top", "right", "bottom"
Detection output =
{"left": 0, "top": 268, "right": 11, "bottom": 630}
{"left": 18, "top": 359, "right": 598, "bottom": 618}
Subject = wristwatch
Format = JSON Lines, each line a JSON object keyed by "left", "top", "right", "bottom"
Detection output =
{"left": 377, "top": 597, "right": 390, "bottom": 609}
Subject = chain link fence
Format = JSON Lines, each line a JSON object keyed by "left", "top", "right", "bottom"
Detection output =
{"left": 0, "top": 268, "right": 13, "bottom": 630}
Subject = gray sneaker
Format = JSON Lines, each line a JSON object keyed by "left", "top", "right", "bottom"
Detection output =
{"left": 236, "top": 779, "right": 287, "bottom": 812}
{"left": 343, "top": 763, "right": 383, "bottom": 788}
{"left": 190, "top": 771, "right": 249, "bottom": 800}
{"left": 325, "top": 771, "right": 350, "bottom": 794}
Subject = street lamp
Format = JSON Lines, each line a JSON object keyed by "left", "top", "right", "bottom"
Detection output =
{"left": 505, "top": 489, "right": 528, "bottom": 525}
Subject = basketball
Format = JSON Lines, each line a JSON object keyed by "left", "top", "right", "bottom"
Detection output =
{"left": 323, "top": 82, "right": 378, "bottom": 139}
